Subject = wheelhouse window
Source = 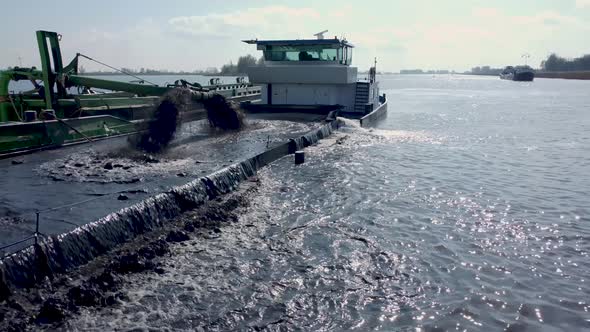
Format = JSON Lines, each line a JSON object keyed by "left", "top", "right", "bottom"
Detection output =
{"left": 263, "top": 45, "right": 352, "bottom": 63}
{"left": 344, "top": 46, "right": 353, "bottom": 65}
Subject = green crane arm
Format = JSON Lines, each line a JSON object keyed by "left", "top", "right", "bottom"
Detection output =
{"left": 0, "top": 68, "right": 44, "bottom": 122}
{"left": 66, "top": 75, "right": 214, "bottom": 101}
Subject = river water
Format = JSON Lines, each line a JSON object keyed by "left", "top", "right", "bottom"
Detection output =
{"left": 68, "top": 75, "right": 590, "bottom": 331}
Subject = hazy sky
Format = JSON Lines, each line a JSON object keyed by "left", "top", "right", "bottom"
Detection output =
{"left": 2, "top": 0, "right": 589, "bottom": 72}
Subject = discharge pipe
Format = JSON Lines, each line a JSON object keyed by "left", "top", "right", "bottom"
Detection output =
{"left": 74, "top": 75, "right": 249, "bottom": 152}
{"left": 66, "top": 75, "right": 214, "bottom": 101}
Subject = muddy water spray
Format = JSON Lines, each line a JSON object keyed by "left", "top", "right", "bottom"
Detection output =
{"left": 137, "top": 89, "right": 245, "bottom": 153}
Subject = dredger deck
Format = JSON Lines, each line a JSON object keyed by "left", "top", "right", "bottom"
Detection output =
{"left": 0, "top": 113, "right": 330, "bottom": 252}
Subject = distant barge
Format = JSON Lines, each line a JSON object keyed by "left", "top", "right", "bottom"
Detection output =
{"left": 500, "top": 65, "right": 535, "bottom": 82}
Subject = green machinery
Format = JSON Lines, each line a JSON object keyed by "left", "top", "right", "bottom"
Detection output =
{"left": 0, "top": 31, "right": 260, "bottom": 157}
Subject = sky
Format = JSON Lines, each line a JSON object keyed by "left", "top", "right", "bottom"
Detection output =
{"left": 1, "top": 0, "right": 589, "bottom": 72}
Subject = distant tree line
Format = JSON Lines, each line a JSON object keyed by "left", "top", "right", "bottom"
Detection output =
{"left": 470, "top": 66, "right": 503, "bottom": 75}
{"left": 78, "top": 55, "right": 264, "bottom": 76}
{"left": 400, "top": 69, "right": 451, "bottom": 74}
{"left": 541, "top": 54, "right": 590, "bottom": 72}
{"left": 219, "top": 55, "right": 264, "bottom": 75}
{"left": 471, "top": 54, "right": 590, "bottom": 75}
{"left": 82, "top": 67, "right": 209, "bottom": 76}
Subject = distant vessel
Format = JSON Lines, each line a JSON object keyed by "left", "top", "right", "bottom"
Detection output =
{"left": 500, "top": 65, "right": 535, "bottom": 81}
{"left": 242, "top": 30, "right": 387, "bottom": 127}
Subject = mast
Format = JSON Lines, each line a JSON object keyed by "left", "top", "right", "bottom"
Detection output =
{"left": 521, "top": 53, "right": 531, "bottom": 66}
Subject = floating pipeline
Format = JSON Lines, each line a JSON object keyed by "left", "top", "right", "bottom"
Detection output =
{"left": 0, "top": 118, "right": 342, "bottom": 295}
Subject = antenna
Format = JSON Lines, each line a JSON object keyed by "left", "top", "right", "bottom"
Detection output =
{"left": 314, "top": 30, "right": 328, "bottom": 40}
{"left": 521, "top": 53, "right": 531, "bottom": 66}
{"left": 17, "top": 56, "right": 23, "bottom": 67}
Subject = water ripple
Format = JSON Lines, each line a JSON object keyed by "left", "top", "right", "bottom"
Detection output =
{"left": 69, "top": 76, "right": 590, "bottom": 331}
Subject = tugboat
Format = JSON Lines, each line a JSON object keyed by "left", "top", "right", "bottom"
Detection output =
{"left": 500, "top": 65, "right": 535, "bottom": 81}
{"left": 242, "top": 31, "right": 387, "bottom": 127}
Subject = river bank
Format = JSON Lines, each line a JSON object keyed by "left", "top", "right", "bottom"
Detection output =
{"left": 468, "top": 71, "right": 590, "bottom": 80}
{"left": 535, "top": 71, "right": 590, "bottom": 80}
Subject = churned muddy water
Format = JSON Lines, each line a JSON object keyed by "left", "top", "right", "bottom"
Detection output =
{"left": 0, "top": 115, "right": 322, "bottom": 251}
{"left": 62, "top": 75, "right": 590, "bottom": 331}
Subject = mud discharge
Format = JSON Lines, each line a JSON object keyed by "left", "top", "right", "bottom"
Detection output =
{"left": 136, "top": 89, "right": 187, "bottom": 153}
{"left": 136, "top": 90, "right": 245, "bottom": 153}
{"left": 202, "top": 94, "right": 245, "bottom": 130}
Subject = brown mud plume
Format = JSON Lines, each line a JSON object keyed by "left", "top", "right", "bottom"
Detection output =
{"left": 136, "top": 90, "right": 245, "bottom": 153}
{"left": 136, "top": 89, "right": 187, "bottom": 153}
{"left": 203, "top": 94, "right": 245, "bottom": 131}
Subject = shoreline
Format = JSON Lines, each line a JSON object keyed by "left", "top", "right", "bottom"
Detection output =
{"left": 467, "top": 71, "right": 590, "bottom": 80}
{"left": 535, "top": 71, "right": 590, "bottom": 80}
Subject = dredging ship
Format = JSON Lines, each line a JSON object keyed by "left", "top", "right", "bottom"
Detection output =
{"left": 0, "top": 30, "right": 387, "bottom": 159}
{"left": 0, "top": 31, "right": 261, "bottom": 158}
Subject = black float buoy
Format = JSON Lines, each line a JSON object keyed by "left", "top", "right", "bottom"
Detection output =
{"left": 294, "top": 151, "right": 305, "bottom": 165}
{"left": 42, "top": 109, "right": 56, "bottom": 120}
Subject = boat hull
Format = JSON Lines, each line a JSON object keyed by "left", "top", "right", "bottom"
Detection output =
{"left": 500, "top": 70, "right": 535, "bottom": 82}
{"left": 513, "top": 71, "right": 535, "bottom": 81}
{"left": 241, "top": 100, "right": 388, "bottom": 127}
{"left": 241, "top": 103, "right": 342, "bottom": 115}
{"left": 360, "top": 100, "right": 388, "bottom": 127}
{"left": 0, "top": 94, "right": 260, "bottom": 159}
